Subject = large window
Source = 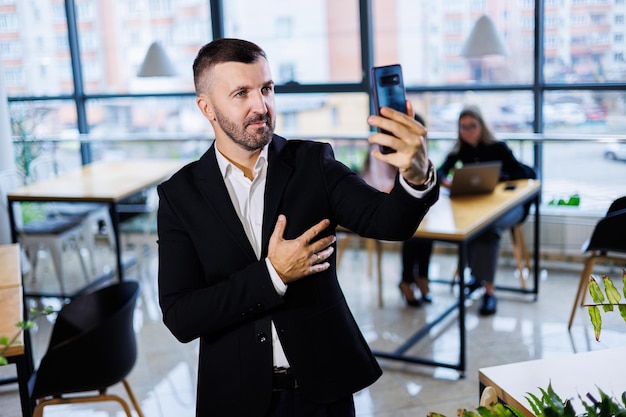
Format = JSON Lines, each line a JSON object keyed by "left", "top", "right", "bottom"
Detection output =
{"left": 223, "top": 0, "right": 362, "bottom": 84}
{"left": 2, "top": 0, "right": 626, "bottom": 210}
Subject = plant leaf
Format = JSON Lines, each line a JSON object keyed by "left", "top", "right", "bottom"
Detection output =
{"left": 0, "top": 356, "right": 7, "bottom": 366}
{"left": 525, "top": 393, "right": 543, "bottom": 416}
{"left": 505, "top": 404, "right": 527, "bottom": 417}
{"left": 603, "top": 275, "right": 621, "bottom": 304}
{"left": 588, "top": 305, "right": 603, "bottom": 341}
{"left": 0, "top": 336, "right": 8, "bottom": 346}
{"left": 589, "top": 276, "right": 605, "bottom": 304}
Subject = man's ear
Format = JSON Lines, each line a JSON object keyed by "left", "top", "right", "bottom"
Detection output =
{"left": 196, "top": 95, "right": 215, "bottom": 121}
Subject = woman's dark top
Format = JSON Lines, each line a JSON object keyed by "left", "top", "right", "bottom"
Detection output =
{"left": 437, "top": 140, "right": 533, "bottom": 182}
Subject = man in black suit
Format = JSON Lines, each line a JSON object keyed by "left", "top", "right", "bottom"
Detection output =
{"left": 157, "top": 38, "right": 438, "bottom": 417}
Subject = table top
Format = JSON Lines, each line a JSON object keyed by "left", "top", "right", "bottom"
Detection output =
{"left": 415, "top": 179, "right": 541, "bottom": 241}
{"left": 0, "top": 244, "right": 20, "bottom": 290}
{"left": 7, "top": 159, "right": 186, "bottom": 203}
{"left": 479, "top": 347, "right": 626, "bottom": 417}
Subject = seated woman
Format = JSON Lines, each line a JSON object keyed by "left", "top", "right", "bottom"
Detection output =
{"left": 437, "top": 105, "right": 534, "bottom": 316}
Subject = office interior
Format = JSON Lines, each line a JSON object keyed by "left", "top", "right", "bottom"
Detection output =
{"left": 1, "top": 1, "right": 626, "bottom": 416}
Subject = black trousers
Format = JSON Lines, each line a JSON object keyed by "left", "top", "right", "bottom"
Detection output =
{"left": 265, "top": 389, "right": 355, "bottom": 417}
{"left": 401, "top": 237, "right": 433, "bottom": 283}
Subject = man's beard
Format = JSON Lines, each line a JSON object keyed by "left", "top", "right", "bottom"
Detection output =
{"left": 214, "top": 108, "right": 274, "bottom": 152}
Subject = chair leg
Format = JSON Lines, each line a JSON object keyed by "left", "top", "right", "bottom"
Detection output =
{"left": 510, "top": 225, "right": 529, "bottom": 288}
{"left": 79, "top": 220, "right": 98, "bottom": 275}
{"left": 123, "top": 378, "right": 146, "bottom": 417}
{"left": 33, "top": 393, "right": 136, "bottom": 417}
{"left": 375, "top": 240, "right": 383, "bottom": 308}
{"left": 335, "top": 234, "right": 351, "bottom": 269}
{"left": 518, "top": 226, "right": 531, "bottom": 271}
{"left": 568, "top": 256, "right": 597, "bottom": 330}
{"left": 365, "top": 238, "right": 375, "bottom": 277}
{"left": 48, "top": 239, "right": 67, "bottom": 295}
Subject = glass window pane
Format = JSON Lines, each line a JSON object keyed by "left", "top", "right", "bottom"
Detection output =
{"left": 543, "top": 142, "right": 626, "bottom": 211}
{"left": 0, "top": 1, "right": 73, "bottom": 96}
{"left": 10, "top": 100, "right": 80, "bottom": 176}
{"left": 407, "top": 92, "right": 536, "bottom": 179}
{"left": 85, "top": 96, "right": 207, "bottom": 136}
{"left": 276, "top": 93, "right": 369, "bottom": 137}
{"left": 543, "top": 90, "right": 624, "bottom": 134}
{"left": 375, "top": 2, "right": 534, "bottom": 86}
{"left": 223, "top": 0, "right": 362, "bottom": 84}
{"left": 544, "top": 2, "right": 626, "bottom": 83}
{"left": 79, "top": 0, "right": 210, "bottom": 94}
{"left": 9, "top": 100, "right": 77, "bottom": 137}
{"left": 414, "top": 91, "right": 535, "bottom": 134}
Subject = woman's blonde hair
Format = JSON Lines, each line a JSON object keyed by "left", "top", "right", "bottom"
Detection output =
{"left": 451, "top": 105, "right": 497, "bottom": 153}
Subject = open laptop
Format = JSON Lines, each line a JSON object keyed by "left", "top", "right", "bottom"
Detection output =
{"left": 447, "top": 161, "right": 502, "bottom": 197}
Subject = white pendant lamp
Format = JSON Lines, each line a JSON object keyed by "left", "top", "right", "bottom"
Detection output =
{"left": 137, "top": 41, "right": 178, "bottom": 77}
{"left": 460, "top": 15, "right": 508, "bottom": 58}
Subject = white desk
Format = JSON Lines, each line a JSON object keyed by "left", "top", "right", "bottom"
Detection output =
{"left": 479, "top": 347, "right": 626, "bottom": 417}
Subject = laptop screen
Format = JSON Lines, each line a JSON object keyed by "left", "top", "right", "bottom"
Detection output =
{"left": 448, "top": 161, "right": 502, "bottom": 196}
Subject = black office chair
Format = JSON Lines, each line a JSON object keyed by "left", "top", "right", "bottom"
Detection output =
{"left": 30, "top": 281, "right": 145, "bottom": 417}
{"left": 567, "top": 197, "right": 626, "bottom": 329}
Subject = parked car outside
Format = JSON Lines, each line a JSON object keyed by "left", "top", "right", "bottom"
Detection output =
{"left": 604, "top": 143, "right": 626, "bottom": 161}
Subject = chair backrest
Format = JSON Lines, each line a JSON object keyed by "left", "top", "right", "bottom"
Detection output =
{"left": 32, "top": 281, "right": 141, "bottom": 398}
{"left": 585, "top": 208, "right": 626, "bottom": 254}
{"left": 0, "top": 169, "right": 26, "bottom": 228}
{"left": 28, "top": 155, "right": 65, "bottom": 182}
{"left": 607, "top": 196, "right": 626, "bottom": 215}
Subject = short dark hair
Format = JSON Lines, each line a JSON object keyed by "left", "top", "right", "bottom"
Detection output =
{"left": 192, "top": 38, "right": 267, "bottom": 94}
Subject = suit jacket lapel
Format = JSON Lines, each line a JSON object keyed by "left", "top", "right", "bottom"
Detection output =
{"left": 261, "top": 136, "right": 293, "bottom": 257}
{"left": 195, "top": 144, "right": 257, "bottom": 260}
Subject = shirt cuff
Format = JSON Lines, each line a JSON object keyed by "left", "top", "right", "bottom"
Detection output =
{"left": 265, "top": 258, "right": 287, "bottom": 296}
{"left": 399, "top": 161, "right": 437, "bottom": 197}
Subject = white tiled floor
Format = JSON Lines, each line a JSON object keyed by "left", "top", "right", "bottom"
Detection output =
{"left": 1, "top": 235, "right": 626, "bottom": 417}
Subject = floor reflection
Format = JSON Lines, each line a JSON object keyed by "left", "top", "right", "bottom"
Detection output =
{"left": 1, "top": 237, "right": 625, "bottom": 417}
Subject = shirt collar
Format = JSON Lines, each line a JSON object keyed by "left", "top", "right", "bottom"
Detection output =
{"left": 214, "top": 143, "right": 269, "bottom": 179}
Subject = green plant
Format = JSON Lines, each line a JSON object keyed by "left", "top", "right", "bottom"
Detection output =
{"left": 429, "top": 384, "right": 626, "bottom": 417}
{"left": 526, "top": 383, "right": 626, "bottom": 417}
{"left": 0, "top": 306, "right": 54, "bottom": 365}
{"left": 585, "top": 270, "right": 626, "bottom": 341}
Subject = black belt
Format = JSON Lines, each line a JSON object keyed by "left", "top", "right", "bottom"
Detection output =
{"left": 272, "top": 368, "right": 298, "bottom": 391}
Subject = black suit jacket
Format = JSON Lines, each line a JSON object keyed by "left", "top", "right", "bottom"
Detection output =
{"left": 157, "top": 135, "right": 438, "bottom": 417}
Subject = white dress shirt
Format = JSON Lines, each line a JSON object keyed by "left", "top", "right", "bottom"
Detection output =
{"left": 214, "top": 144, "right": 291, "bottom": 368}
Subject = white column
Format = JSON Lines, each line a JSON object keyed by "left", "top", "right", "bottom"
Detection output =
{"left": 0, "top": 60, "right": 16, "bottom": 244}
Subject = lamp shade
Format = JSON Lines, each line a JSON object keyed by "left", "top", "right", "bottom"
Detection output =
{"left": 137, "top": 41, "right": 177, "bottom": 77}
{"left": 460, "top": 15, "right": 508, "bottom": 58}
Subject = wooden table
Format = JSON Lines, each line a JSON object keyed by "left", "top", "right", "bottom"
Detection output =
{"left": 370, "top": 179, "right": 541, "bottom": 375}
{"left": 479, "top": 347, "right": 626, "bottom": 417}
{"left": 7, "top": 159, "right": 185, "bottom": 297}
{"left": 0, "top": 243, "right": 34, "bottom": 417}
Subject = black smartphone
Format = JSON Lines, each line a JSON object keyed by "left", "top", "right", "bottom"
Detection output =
{"left": 371, "top": 64, "right": 407, "bottom": 154}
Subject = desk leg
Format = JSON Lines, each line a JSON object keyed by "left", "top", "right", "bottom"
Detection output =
{"left": 8, "top": 201, "right": 18, "bottom": 243}
{"left": 532, "top": 195, "right": 540, "bottom": 301}
{"left": 13, "top": 353, "right": 34, "bottom": 417}
{"left": 109, "top": 202, "right": 123, "bottom": 281}
{"left": 457, "top": 242, "right": 468, "bottom": 375}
